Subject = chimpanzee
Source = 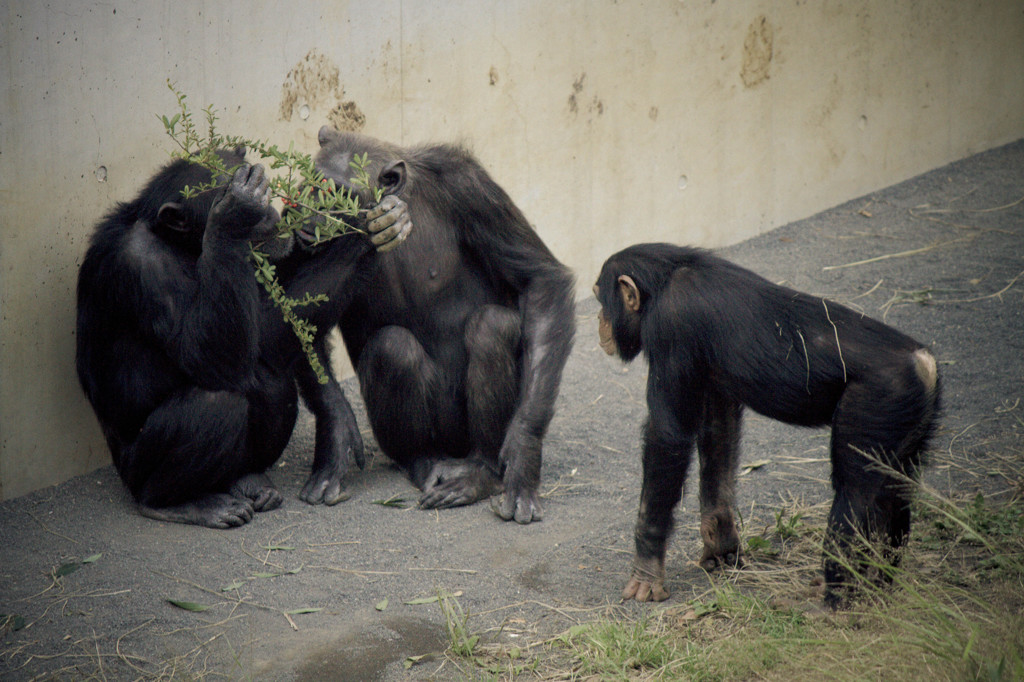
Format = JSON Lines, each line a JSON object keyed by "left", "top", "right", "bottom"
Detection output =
{"left": 75, "top": 148, "right": 410, "bottom": 528}
{"left": 313, "top": 128, "right": 576, "bottom": 524}
{"left": 594, "top": 243, "right": 940, "bottom": 606}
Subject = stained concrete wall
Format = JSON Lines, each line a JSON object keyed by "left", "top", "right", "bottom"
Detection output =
{"left": 2, "top": 0, "right": 1022, "bottom": 500}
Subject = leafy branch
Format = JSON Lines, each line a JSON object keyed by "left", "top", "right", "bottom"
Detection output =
{"left": 159, "top": 82, "right": 378, "bottom": 382}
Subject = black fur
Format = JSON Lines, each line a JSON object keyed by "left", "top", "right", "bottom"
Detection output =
{"left": 76, "top": 153, "right": 385, "bottom": 527}
{"left": 315, "top": 129, "right": 576, "bottom": 523}
{"left": 595, "top": 243, "right": 940, "bottom": 606}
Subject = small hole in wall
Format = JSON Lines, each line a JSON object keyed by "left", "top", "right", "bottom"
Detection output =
{"left": 299, "top": 104, "right": 311, "bottom": 120}
{"left": 858, "top": 115, "right": 868, "bottom": 130}
{"left": 95, "top": 166, "right": 107, "bottom": 182}
{"left": 678, "top": 175, "right": 688, "bottom": 190}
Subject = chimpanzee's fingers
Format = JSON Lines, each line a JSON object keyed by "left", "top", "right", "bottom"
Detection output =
{"left": 370, "top": 213, "right": 411, "bottom": 252}
{"left": 365, "top": 193, "right": 401, "bottom": 221}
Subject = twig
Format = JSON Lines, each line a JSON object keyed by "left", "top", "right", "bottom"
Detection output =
{"left": 936, "top": 269, "right": 1024, "bottom": 304}
{"left": 822, "top": 301, "right": 847, "bottom": 383}
{"left": 822, "top": 237, "right": 971, "bottom": 271}
{"left": 23, "top": 510, "right": 79, "bottom": 545}
{"left": 850, "top": 279, "right": 884, "bottom": 301}
{"left": 796, "top": 329, "right": 811, "bottom": 394}
{"left": 914, "top": 193, "right": 1024, "bottom": 215}
{"left": 309, "top": 565, "right": 399, "bottom": 578}
{"left": 115, "top": 618, "right": 157, "bottom": 677}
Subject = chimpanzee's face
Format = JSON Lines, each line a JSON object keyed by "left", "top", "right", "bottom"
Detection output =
{"left": 593, "top": 285, "right": 618, "bottom": 356}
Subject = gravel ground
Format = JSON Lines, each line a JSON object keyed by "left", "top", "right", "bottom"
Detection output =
{"left": 1, "top": 139, "right": 1021, "bottom": 681}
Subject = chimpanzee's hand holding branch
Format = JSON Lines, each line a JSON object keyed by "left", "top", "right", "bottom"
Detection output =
{"left": 364, "top": 194, "right": 412, "bottom": 252}
{"left": 208, "top": 163, "right": 274, "bottom": 241}
{"left": 160, "top": 84, "right": 409, "bottom": 382}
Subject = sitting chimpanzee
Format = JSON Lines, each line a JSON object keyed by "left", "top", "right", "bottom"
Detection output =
{"left": 313, "top": 128, "right": 576, "bottom": 524}
{"left": 594, "top": 243, "right": 940, "bottom": 607}
{"left": 75, "top": 148, "right": 410, "bottom": 528}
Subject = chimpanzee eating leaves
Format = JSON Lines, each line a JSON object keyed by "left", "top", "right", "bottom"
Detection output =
{"left": 313, "top": 128, "right": 576, "bottom": 523}
{"left": 594, "top": 243, "right": 940, "bottom": 606}
{"left": 75, "top": 148, "right": 409, "bottom": 528}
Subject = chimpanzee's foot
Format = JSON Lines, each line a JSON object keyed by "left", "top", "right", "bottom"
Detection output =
{"left": 419, "top": 458, "right": 503, "bottom": 509}
{"left": 621, "top": 555, "right": 669, "bottom": 602}
{"left": 138, "top": 493, "right": 255, "bottom": 529}
{"left": 698, "top": 509, "right": 743, "bottom": 571}
{"left": 230, "top": 473, "right": 284, "bottom": 512}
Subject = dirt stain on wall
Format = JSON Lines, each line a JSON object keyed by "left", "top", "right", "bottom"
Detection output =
{"left": 328, "top": 101, "right": 366, "bottom": 132}
{"left": 568, "top": 72, "right": 586, "bottom": 114}
{"left": 741, "top": 15, "right": 774, "bottom": 87}
{"left": 280, "top": 48, "right": 366, "bottom": 131}
{"left": 568, "top": 72, "right": 604, "bottom": 120}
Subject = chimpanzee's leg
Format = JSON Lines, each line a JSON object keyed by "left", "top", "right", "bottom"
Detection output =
{"left": 824, "top": 372, "right": 923, "bottom": 607}
{"left": 119, "top": 388, "right": 261, "bottom": 528}
{"left": 230, "top": 367, "right": 297, "bottom": 512}
{"left": 420, "top": 305, "right": 520, "bottom": 509}
{"left": 696, "top": 392, "right": 743, "bottom": 571}
{"left": 356, "top": 326, "right": 452, "bottom": 486}
{"left": 622, "top": 382, "right": 701, "bottom": 602}
{"left": 465, "top": 305, "right": 521, "bottom": 460}
{"left": 295, "top": 333, "right": 365, "bottom": 505}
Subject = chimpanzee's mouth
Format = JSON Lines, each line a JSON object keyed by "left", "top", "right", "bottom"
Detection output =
{"left": 296, "top": 225, "right": 318, "bottom": 245}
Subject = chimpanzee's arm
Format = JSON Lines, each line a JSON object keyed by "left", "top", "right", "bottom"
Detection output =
{"left": 451, "top": 168, "right": 576, "bottom": 523}
{"left": 287, "top": 194, "right": 412, "bottom": 505}
{"left": 131, "top": 164, "right": 274, "bottom": 390}
{"left": 623, "top": 368, "right": 700, "bottom": 601}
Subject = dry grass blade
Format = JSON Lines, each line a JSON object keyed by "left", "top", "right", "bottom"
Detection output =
{"left": 823, "top": 236, "right": 972, "bottom": 271}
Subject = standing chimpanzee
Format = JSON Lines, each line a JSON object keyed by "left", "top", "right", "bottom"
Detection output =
{"left": 313, "top": 128, "right": 576, "bottom": 524}
{"left": 594, "top": 243, "right": 940, "bottom": 607}
{"left": 75, "top": 148, "right": 410, "bottom": 528}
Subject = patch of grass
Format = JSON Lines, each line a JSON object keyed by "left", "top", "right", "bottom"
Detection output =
{"left": 556, "top": 614, "right": 681, "bottom": 679}
{"left": 437, "top": 588, "right": 480, "bottom": 659}
{"left": 506, "top": 453, "right": 1024, "bottom": 680}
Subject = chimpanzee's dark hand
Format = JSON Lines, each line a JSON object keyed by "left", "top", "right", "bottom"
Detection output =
{"left": 491, "top": 482, "right": 542, "bottom": 524}
{"left": 365, "top": 194, "right": 412, "bottom": 252}
{"left": 490, "top": 425, "right": 544, "bottom": 524}
{"left": 208, "top": 163, "right": 275, "bottom": 241}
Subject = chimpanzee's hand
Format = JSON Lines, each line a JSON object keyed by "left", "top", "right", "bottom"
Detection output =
{"left": 365, "top": 194, "right": 411, "bottom": 252}
{"left": 490, "top": 482, "right": 543, "bottom": 524}
{"left": 208, "top": 163, "right": 275, "bottom": 241}
{"left": 490, "top": 422, "right": 544, "bottom": 524}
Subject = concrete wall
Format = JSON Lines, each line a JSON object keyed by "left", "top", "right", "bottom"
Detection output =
{"left": 2, "top": 0, "right": 1022, "bottom": 500}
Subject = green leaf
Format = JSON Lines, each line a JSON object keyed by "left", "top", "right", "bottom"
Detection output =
{"left": 167, "top": 599, "right": 210, "bottom": 612}
{"left": 222, "top": 580, "right": 246, "bottom": 591}
{"left": 404, "top": 595, "right": 440, "bottom": 605}
{"left": 372, "top": 495, "right": 411, "bottom": 509}
{"left": 55, "top": 562, "right": 81, "bottom": 578}
{"left": 375, "top": 598, "right": 389, "bottom": 611}
{"left": 404, "top": 654, "right": 435, "bottom": 669}
{"left": 252, "top": 566, "right": 302, "bottom": 579}
{"left": 740, "top": 459, "right": 771, "bottom": 475}
{"left": 284, "top": 607, "right": 322, "bottom": 615}
{"left": 82, "top": 553, "right": 102, "bottom": 564}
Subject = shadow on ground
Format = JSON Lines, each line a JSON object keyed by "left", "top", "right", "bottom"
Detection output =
{"left": 2, "top": 141, "right": 1022, "bottom": 680}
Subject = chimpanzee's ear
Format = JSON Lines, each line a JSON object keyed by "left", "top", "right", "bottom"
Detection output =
{"left": 378, "top": 160, "right": 407, "bottom": 195}
{"left": 156, "top": 202, "right": 189, "bottom": 233}
{"left": 317, "top": 125, "right": 340, "bottom": 148}
{"left": 617, "top": 275, "right": 641, "bottom": 313}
